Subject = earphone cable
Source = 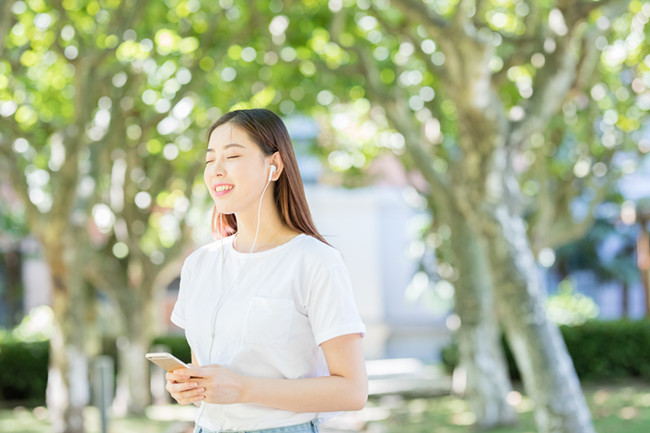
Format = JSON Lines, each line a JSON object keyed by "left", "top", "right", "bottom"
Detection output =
{"left": 196, "top": 169, "right": 273, "bottom": 429}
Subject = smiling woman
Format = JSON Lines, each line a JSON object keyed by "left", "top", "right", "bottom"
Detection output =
{"left": 165, "top": 108, "right": 368, "bottom": 433}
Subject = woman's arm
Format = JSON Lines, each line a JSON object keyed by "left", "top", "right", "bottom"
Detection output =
{"left": 186, "top": 333, "right": 367, "bottom": 412}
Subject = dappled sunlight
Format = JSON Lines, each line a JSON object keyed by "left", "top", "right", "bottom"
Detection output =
{"left": 594, "top": 388, "right": 610, "bottom": 405}
{"left": 618, "top": 406, "right": 638, "bottom": 420}
{"left": 450, "top": 410, "right": 476, "bottom": 426}
{"left": 366, "top": 381, "right": 650, "bottom": 433}
{"left": 0, "top": 406, "right": 49, "bottom": 433}
{"left": 583, "top": 382, "right": 650, "bottom": 432}
{"left": 2, "top": 378, "right": 650, "bottom": 432}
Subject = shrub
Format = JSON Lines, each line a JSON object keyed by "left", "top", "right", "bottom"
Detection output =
{"left": 151, "top": 334, "right": 191, "bottom": 363}
{"left": 562, "top": 320, "right": 650, "bottom": 380}
{"left": 0, "top": 334, "right": 190, "bottom": 404}
{"left": 441, "top": 319, "right": 650, "bottom": 381}
{"left": 0, "top": 340, "right": 49, "bottom": 403}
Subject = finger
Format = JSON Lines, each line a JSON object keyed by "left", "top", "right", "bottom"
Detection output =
{"left": 166, "top": 381, "right": 198, "bottom": 394}
{"left": 174, "top": 386, "right": 205, "bottom": 399}
{"left": 174, "top": 387, "right": 205, "bottom": 405}
{"left": 166, "top": 371, "right": 185, "bottom": 382}
{"left": 171, "top": 369, "right": 191, "bottom": 380}
{"left": 166, "top": 375, "right": 189, "bottom": 384}
{"left": 186, "top": 393, "right": 205, "bottom": 405}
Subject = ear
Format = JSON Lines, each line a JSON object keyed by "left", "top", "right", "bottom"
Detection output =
{"left": 269, "top": 152, "right": 284, "bottom": 181}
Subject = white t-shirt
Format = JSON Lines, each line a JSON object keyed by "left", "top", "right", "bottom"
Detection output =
{"left": 171, "top": 233, "right": 366, "bottom": 431}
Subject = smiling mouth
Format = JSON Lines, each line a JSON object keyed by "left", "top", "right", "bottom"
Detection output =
{"left": 214, "top": 185, "right": 234, "bottom": 193}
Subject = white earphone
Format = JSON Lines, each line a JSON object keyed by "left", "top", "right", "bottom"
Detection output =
{"left": 268, "top": 164, "right": 277, "bottom": 181}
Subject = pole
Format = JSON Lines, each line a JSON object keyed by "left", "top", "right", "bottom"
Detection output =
{"left": 92, "top": 355, "right": 114, "bottom": 433}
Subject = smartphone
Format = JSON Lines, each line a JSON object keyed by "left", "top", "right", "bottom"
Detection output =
{"left": 145, "top": 352, "right": 189, "bottom": 372}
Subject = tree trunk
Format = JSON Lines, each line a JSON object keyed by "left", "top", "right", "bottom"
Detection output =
{"left": 478, "top": 203, "right": 595, "bottom": 433}
{"left": 113, "top": 285, "right": 154, "bottom": 415}
{"left": 2, "top": 245, "right": 22, "bottom": 327}
{"left": 622, "top": 281, "right": 629, "bottom": 319}
{"left": 637, "top": 216, "right": 650, "bottom": 317}
{"left": 45, "top": 246, "right": 89, "bottom": 433}
{"left": 448, "top": 215, "right": 517, "bottom": 429}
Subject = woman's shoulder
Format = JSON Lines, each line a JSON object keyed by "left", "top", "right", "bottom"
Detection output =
{"left": 294, "top": 234, "right": 344, "bottom": 268}
{"left": 183, "top": 237, "right": 230, "bottom": 267}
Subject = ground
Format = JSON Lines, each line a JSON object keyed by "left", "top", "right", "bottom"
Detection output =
{"left": 1, "top": 379, "right": 649, "bottom": 433}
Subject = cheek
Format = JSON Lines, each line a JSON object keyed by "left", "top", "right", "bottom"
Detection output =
{"left": 203, "top": 169, "right": 211, "bottom": 188}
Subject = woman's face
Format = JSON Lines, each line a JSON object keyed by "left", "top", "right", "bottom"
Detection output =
{"left": 204, "top": 123, "right": 272, "bottom": 215}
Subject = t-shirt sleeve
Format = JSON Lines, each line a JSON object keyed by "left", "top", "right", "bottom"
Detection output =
{"left": 171, "top": 259, "right": 191, "bottom": 330}
{"left": 306, "top": 261, "right": 366, "bottom": 346}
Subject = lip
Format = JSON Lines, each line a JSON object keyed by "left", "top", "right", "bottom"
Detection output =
{"left": 212, "top": 183, "right": 234, "bottom": 196}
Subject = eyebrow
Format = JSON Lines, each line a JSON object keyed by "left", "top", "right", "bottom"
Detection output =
{"left": 206, "top": 143, "right": 246, "bottom": 153}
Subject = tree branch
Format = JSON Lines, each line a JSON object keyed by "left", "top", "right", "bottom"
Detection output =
{"left": 508, "top": 30, "right": 580, "bottom": 148}
{"left": 453, "top": 0, "right": 477, "bottom": 30}
{"left": 370, "top": 5, "right": 449, "bottom": 82}
{"left": 47, "top": 58, "right": 96, "bottom": 236}
{"left": 352, "top": 44, "right": 452, "bottom": 207}
{"left": 540, "top": 178, "right": 611, "bottom": 250}
{"left": 493, "top": 36, "right": 543, "bottom": 86}
{"left": 83, "top": 243, "right": 127, "bottom": 302}
{"left": 389, "top": 0, "right": 449, "bottom": 39}
{"left": 0, "top": 134, "right": 42, "bottom": 235}
{"left": 509, "top": 0, "right": 629, "bottom": 149}
{"left": 139, "top": 15, "right": 241, "bottom": 132}
{"left": 0, "top": 0, "right": 16, "bottom": 56}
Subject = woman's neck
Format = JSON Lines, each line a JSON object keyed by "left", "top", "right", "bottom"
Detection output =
{"left": 233, "top": 205, "right": 289, "bottom": 253}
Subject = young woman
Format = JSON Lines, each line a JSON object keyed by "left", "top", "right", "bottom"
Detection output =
{"left": 166, "top": 108, "right": 367, "bottom": 433}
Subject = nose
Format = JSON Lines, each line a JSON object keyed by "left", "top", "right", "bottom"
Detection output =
{"left": 206, "top": 158, "right": 225, "bottom": 178}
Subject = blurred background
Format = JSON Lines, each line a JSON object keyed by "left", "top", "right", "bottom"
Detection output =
{"left": 0, "top": 0, "right": 649, "bottom": 432}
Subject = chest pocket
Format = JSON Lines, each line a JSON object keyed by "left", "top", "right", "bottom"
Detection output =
{"left": 246, "top": 297, "right": 295, "bottom": 346}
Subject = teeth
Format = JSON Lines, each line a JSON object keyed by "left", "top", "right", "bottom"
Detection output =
{"left": 215, "top": 185, "right": 233, "bottom": 192}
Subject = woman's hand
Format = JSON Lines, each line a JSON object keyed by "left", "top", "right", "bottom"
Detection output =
{"left": 165, "top": 365, "right": 206, "bottom": 406}
{"left": 190, "top": 364, "right": 248, "bottom": 405}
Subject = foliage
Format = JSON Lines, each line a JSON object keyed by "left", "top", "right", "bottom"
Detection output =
{"left": 443, "top": 319, "right": 650, "bottom": 381}
{"left": 150, "top": 334, "right": 191, "bottom": 363}
{"left": 255, "top": 0, "right": 650, "bottom": 292}
{"left": 564, "top": 319, "right": 650, "bottom": 380}
{"left": 554, "top": 217, "right": 640, "bottom": 285}
{"left": 0, "top": 307, "right": 53, "bottom": 403}
{"left": 0, "top": 332, "right": 189, "bottom": 403}
{"left": 0, "top": 201, "right": 28, "bottom": 241}
{"left": 0, "top": 306, "right": 53, "bottom": 343}
{"left": 0, "top": 340, "right": 48, "bottom": 404}
{"left": 546, "top": 278, "right": 599, "bottom": 326}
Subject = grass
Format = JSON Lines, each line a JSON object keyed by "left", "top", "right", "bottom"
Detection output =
{"left": 0, "top": 406, "right": 181, "bottom": 433}
{"left": 371, "top": 379, "right": 650, "bottom": 433}
{"left": 1, "top": 380, "right": 649, "bottom": 432}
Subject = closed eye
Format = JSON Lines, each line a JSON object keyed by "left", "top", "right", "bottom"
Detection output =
{"left": 227, "top": 155, "right": 241, "bottom": 159}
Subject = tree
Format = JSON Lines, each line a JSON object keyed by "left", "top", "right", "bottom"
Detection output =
{"left": 0, "top": 0, "right": 271, "bottom": 429}
{"left": 269, "top": 0, "right": 648, "bottom": 431}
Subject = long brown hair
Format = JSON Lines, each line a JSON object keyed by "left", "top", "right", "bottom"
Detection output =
{"left": 207, "top": 108, "right": 329, "bottom": 246}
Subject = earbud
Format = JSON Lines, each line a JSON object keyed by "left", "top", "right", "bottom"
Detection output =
{"left": 268, "top": 164, "right": 277, "bottom": 181}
